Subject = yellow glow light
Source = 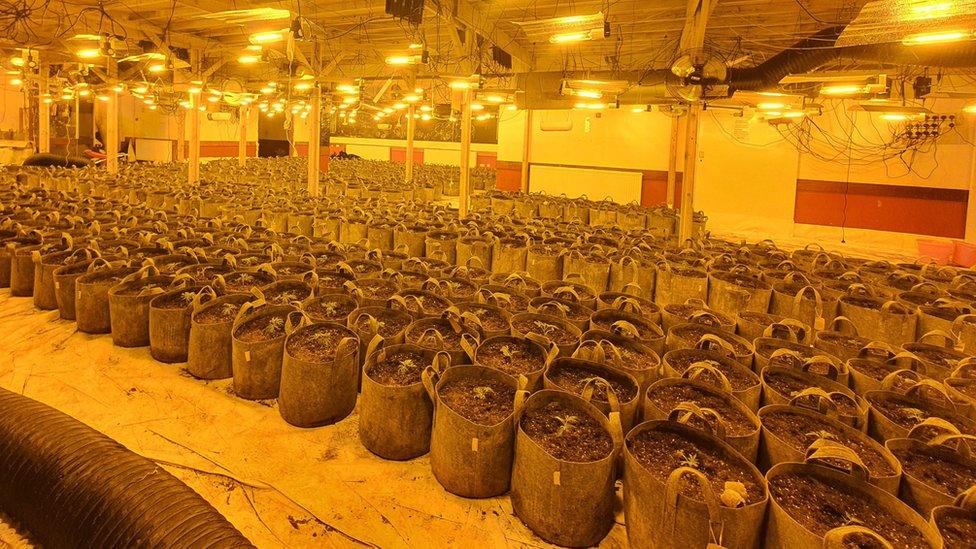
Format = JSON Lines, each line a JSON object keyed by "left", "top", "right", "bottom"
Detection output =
{"left": 42, "top": 97, "right": 52, "bottom": 104}
{"left": 420, "top": 104, "right": 432, "bottom": 112}
{"left": 403, "top": 94, "right": 421, "bottom": 102}
{"left": 880, "top": 113, "right": 910, "bottom": 121}
{"left": 408, "top": 43, "right": 423, "bottom": 49}
{"left": 782, "top": 111, "right": 805, "bottom": 118}
{"left": 187, "top": 85, "right": 201, "bottom": 94}
{"left": 342, "top": 96, "right": 357, "bottom": 104}
{"left": 506, "top": 104, "right": 518, "bottom": 111}
{"left": 393, "top": 102, "right": 406, "bottom": 110}
{"left": 764, "top": 111, "right": 783, "bottom": 117}
{"left": 821, "top": 85, "right": 863, "bottom": 96}
{"left": 10, "top": 57, "right": 24, "bottom": 67}
{"left": 336, "top": 84, "right": 358, "bottom": 94}
{"left": 112, "top": 84, "right": 124, "bottom": 93}
{"left": 293, "top": 82, "right": 312, "bottom": 91}
{"left": 250, "top": 30, "right": 285, "bottom": 43}
{"left": 470, "top": 103, "right": 484, "bottom": 111}
{"left": 964, "top": 104, "right": 976, "bottom": 114}
{"left": 385, "top": 55, "right": 416, "bottom": 65}
{"left": 757, "top": 102, "right": 786, "bottom": 110}
{"left": 420, "top": 113, "right": 431, "bottom": 121}
{"left": 260, "top": 86, "right": 274, "bottom": 94}
{"left": 96, "top": 94, "right": 109, "bottom": 102}
{"left": 550, "top": 31, "right": 592, "bottom": 44}
{"left": 246, "top": 44, "right": 263, "bottom": 52}
{"left": 631, "top": 106, "right": 645, "bottom": 113}
{"left": 574, "top": 102, "right": 606, "bottom": 109}
{"left": 207, "top": 96, "right": 219, "bottom": 103}
{"left": 484, "top": 94, "right": 506, "bottom": 103}
{"left": 78, "top": 89, "right": 91, "bottom": 97}
{"left": 76, "top": 48, "right": 101, "bottom": 59}
{"left": 903, "top": 31, "right": 970, "bottom": 45}
{"left": 9, "top": 78, "right": 21, "bottom": 86}
{"left": 238, "top": 54, "right": 261, "bottom": 64}
{"left": 575, "top": 89, "right": 602, "bottom": 99}
{"left": 450, "top": 81, "right": 471, "bottom": 89}
{"left": 149, "top": 105, "right": 157, "bottom": 110}
{"left": 147, "top": 62, "right": 167, "bottom": 73}
{"left": 134, "top": 85, "right": 149, "bottom": 94}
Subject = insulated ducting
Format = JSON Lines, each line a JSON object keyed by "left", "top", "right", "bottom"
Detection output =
{"left": 0, "top": 387, "right": 254, "bottom": 548}
{"left": 519, "top": 24, "right": 976, "bottom": 105}
{"left": 728, "top": 26, "right": 976, "bottom": 91}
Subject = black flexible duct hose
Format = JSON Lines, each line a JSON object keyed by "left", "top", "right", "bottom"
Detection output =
{"left": 0, "top": 387, "right": 254, "bottom": 548}
{"left": 728, "top": 26, "right": 976, "bottom": 91}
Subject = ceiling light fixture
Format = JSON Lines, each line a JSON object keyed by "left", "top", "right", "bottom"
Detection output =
{"left": 385, "top": 55, "right": 418, "bottom": 65}
{"left": 757, "top": 102, "right": 786, "bottom": 110}
{"left": 902, "top": 30, "right": 971, "bottom": 45}
{"left": 964, "top": 104, "right": 976, "bottom": 113}
{"left": 550, "top": 31, "right": 592, "bottom": 44}
{"left": 76, "top": 48, "right": 101, "bottom": 59}
{"left": 238, "top": 54, "right": 261, "bottom": 64}
{"left": 250, "top": 30, "right": 286, "bottom": 43}
{"left": 820, "top": 84, "right": 864, "bottom": 96}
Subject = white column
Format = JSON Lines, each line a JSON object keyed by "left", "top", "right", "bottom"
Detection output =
{"left": 105, "top": 58, "right": 119, "bottom": 174}
{"left": 37, "top": 60, "right": 50, "bottom": 153}
{"left": 458, "top": 87, "right": 473, "bottom": 218}
{"left": 187, "top": 50, "right": 201, "bottom": 185}
{"left": 238, "top": 104, "right": 248, "bottom": 167}
{"left": 678, "top": 103, "right": 702, "bottom": 242}
{"left": 520, "top": 109, "right": 533, "bottom": 192}
{"left": 405, "top": 104, "right": 417, "bottom": 183}
{"left": 667, "top": 114, "right": 680, "bottom": 208}
{"left": 307, "top": 85, "right": 321, "bottom": 196}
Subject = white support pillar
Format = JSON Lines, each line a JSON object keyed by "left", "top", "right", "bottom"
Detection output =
{"left": 678, "top": 103, "right": 702, "bottom": 243}
{"left": 307, "top": 85, "right": 322, "bottom": 196}
{"left": 105, "top": 58, "right": 119, "bottom": 175}
{"left": 458, "top": 87, "right": 473, "bottom": 218}
{"left": 405, "top": 104, "right": 417, "bottom": 183}
{"left": 667, "top": 114, "right": 680, "bottom": 208}
{"left": 520, "top": 109, "right": 533, "bottom": 192}
{"left": 238, "top": 104, "right": 249, "bottom": 167}
{"left": 37, "top": 60, "right": 50, "bottom": 154}
{"left": 187, "top": 50, "right": 201, "bottom": 185}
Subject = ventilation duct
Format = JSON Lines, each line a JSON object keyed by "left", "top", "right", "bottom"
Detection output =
{"left": 518, "top": 24, "right": 976, "bottom": 107}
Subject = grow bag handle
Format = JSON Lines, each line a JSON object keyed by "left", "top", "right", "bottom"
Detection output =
{"left": 826, "top": 316, "right": 859, "bottom": 336}
{"left": 688, "top": 310, "right": 724, "bottom": 328}
{"left": 85, "top": 257, "right": 113, "bottom": 273}
{"left": 459, "top": 333, "right": 479, "bottom": 363}
{"left": 285, "top": 310, "right": 312, "bottom": 335}
{"left": 232, "top": 296, "right": 267, "bottom": 329}
{"left": 763, "top": 320, "right": 807, "bottom": 343}
{"left": 663, "top": 467, "right": 726, "bottom": 544}
{"left": 695, "top": 334, "right": 736, "bottom": 358}
{"left": 190, "top": 285, "right": 218, "bottom": 312}
{"left": 857, "top": 341, "right": 898, "bottom": 360}
{"left": 525, "top": 332, "right": 552, "bottom": 349}
{"left": 952, "top": 356, "right": 976, "bottom": 379}
{"left": 954, "top": 486, "right": 976, "bottom": 511}
{"left": 611, "top": 296, "right": 643, "bottom": 315}
{"left": 906, "top": 416, "right": 961, "bottom": 441}
{"left": 822, "top": 526, "right": 894, "bottom": 549}
{"left": 552, "top": 286, "right": 581, "bottom": 303}
{"left": 904, "top": 379, "right": 957, "bottom": 411}
{"left": 788, "top": 387, "right": 839, "bottom": 418}
{"left": 917, "top": 330, "right": 960, "bottom": 349}
{"left": 804, "top": 440, "right": 870, "bottom": 482}
{"left": 880, "top": 369, "right": 924, "bottom": 392}
{"left": 120, "top": 264, "right": 160, "bottom": 285}
{"left": 581, "top": 377, "right": 621, "bottom": 412}
{"left": 791, "top": 285, "right": 824, "bottom": 327}
{"left": 536, "top": 300, "right": 570, "bottom": 319}
{"left": 421, "top": 366, "right": 440, "bottom": 405}
{"left": 927, "top": 433, "right": 976, "bottom": 458}
{"left": 798, "top": 356, "right": 841, "bottom": 381}
{"left": 668, "top": 401, "right": 728, "bottom": 440}
{"left": 782, "top": 270, "right": 810, "bottom": 284}
{"left": 612, "top": 320, "right": 645, "bottom": 340}
{"left": 168, "top": 273, "right": 195, "bottom": 289}
{"left": 683, "top": 362, "right": 733, "bottom": 393}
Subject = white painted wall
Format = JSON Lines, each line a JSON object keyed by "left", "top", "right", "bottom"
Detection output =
{"left": 331, "top": 137, "right": 497, "bottom": 166}
{"left": 530, "top": 165, "right": 643, "bottom": 203}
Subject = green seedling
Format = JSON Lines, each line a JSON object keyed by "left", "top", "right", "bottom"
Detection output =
{"left": 677, "top": 450, "right": 700, "bottom": 470}
{"left": 180, "top": 291, "right": 196, "bottom": 303}
{"left": 554, "top": 415, "right": 579, "bottom": 437}
{"left": 264, "top": 317, "right": 285, "bottom": 337}
{"left": 396, "top": 358, "right": 419, "bottom": 377}
{"left": 472, "top": 386, "right": 496, "bottom": 400}
{"left": 805, "top": 430, "right": 837, "bottom": 441}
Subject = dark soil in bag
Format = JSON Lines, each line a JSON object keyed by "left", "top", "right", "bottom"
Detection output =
{"left": 521, "top": 401, "right": 612, "bottom": 462}
{"left": 439, "top": 378, "right": 515, "bottom": 425}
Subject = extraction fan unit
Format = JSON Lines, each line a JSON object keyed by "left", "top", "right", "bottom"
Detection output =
{"left": 665, "top": 47, "right": 729, "bottom": 102}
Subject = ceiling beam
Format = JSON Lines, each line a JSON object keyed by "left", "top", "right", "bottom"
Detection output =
{"left": 426, "top": 0, "right": 533, "bottom": 71}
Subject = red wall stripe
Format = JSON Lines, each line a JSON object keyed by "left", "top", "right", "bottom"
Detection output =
{"left": 496, "top": 160, "right": 522, "bottom": 192}
{"left": 794, "top": 179, "right": 968, "bottom": 238}
{"left": 640, "top": 171, "right": 682, "bottom": 209}
{"left": 476, "top": 152, "right": 497, "bottom": 169}
{"left": 390, "top": 147, "right": 424, "bottom": 164}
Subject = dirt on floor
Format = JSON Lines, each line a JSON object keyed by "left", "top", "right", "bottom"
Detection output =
{"left": 0, "top": 290, "right": 628, "bottom": 548}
